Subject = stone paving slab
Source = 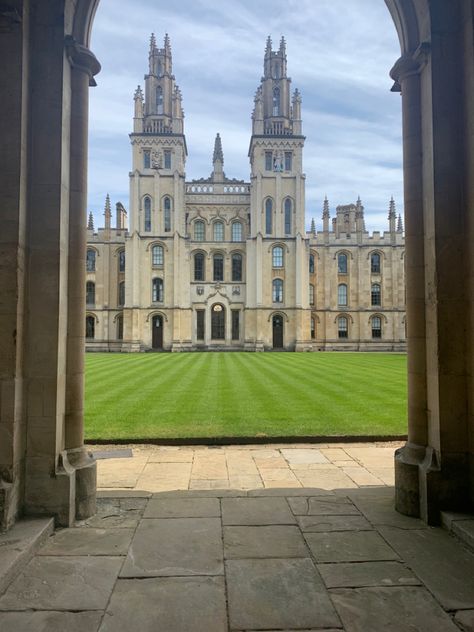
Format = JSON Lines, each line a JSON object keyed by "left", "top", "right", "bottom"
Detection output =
{"left": 380, "top": 526, "right": 474, "bottom": 610}
{"left": 288, "top": 496, "right": 360, "bottom": 516}
{"left": 455, "top": 609, "right": 474, "bottom": 631}
{"left": 39, "top": 527, "right": 134, "bottom": 556}
{"left": 78, "top": 497, "right": 146, "bottom": 528}
{"left": 96, "top": 456, "right": 148, "bottom": 488}
{"left": 305, "top": 531, "right": 399, "bottom": 563}
{"left": 120, "top": 517, "right": 224, "bottom": 577}
{"left": 296, "top": 514, "right": 372, "bottom": 532}
{"left": 330, "top": 586, "right": 460, "bottom": 632}
{"left": 143, "top": 497, "right": 220, "bottom": 518}
{"left": 318, "top": 561, "right": 420, "bottom": 588}
{"left": 0, "top": 556, "right": 122, "bottom": 611}
{"left": 0, "top": 611, "right": 103, "bottom": 632}
{"left": 226, "top": 558, "right": 341, "bottom": 630}
{"left": 99, "top": 576, "right": 227, "bottom": 632}
{"left": 224, "top": 526, "right": 309, "bottom": 559}
{"left": 343, "top": 487, "right": 427, "bottom": 529}
{"left": 222, "top": 497, "right": 296, "bottom": 525}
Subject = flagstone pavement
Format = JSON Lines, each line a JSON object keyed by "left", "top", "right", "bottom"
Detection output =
{"left": 1, "top": 443, "right": 474, "bottom": 632}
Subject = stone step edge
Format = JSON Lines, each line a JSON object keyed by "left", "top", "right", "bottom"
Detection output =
{"left": 0, "top": 517, "right": 54, "bottom": 595}
{"left": 441, "top": 511, "right": 474, "bottom": 554}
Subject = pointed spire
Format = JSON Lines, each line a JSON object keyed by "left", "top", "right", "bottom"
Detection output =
{"left": 134, "top": 85, "right": 143, "bottom": 100}
{"left": 213, "top": 133, "right": 224, "bottom": 165}
{"left": 164, "top": 33, "right": 171, "bottom": 52}
{"left": 310, "top": 217, "right": 316, "bottom": 235}
{"left": 322, "top": 196, "right": 330, "bottom": 218}
{"left": 388, "top": 195, "right": 397, "bottom": 219}
{"left": 104, "top": 193, "right": 112, "bottom": 229}
{"left": 87, "top": 211, "right": 94, "bottom": 231}
{"left": 149, "top": 33, "right": 156, "bottom": 52}
{"left": 279, "top": 35, "right": 286, "bottom": 54}
{"left": 397, "top": 213, "right": 404, "bottom": 232}
{"left": 265, "top": 35, "right": 272, "bottom": 55}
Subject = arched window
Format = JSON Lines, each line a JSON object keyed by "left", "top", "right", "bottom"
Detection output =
{"left": 152, "top": 278, "right": 163, "bottom": 302}
{"left": 371, "top": 252, "right": 381, "bottom": 274}
{"left": 152, "top": 245, "right": 164, "bottom": 267}
{"left": 338, "top": 253, "right": 348, "bottom": 274}
{"left": 265, "top": 199, "right": 273, "bottom": 235}
{"left": 309, "top": 254, "right": 315, "bottom": 274}
{"left": 372, "top": 316, "right": 382, "bottom": 338}
{"left": 232, "top": 253, "right": 242, "bottom": 282}
{"left": 371, "top": 283, "right": 381, "bottom": 306}
{"left": 338, "top": 283, "right": 348, "bottom": 306}
{"left": 272, "top": 245, "right": 283, "bottom": 268}
{"left": 214, "top": 221, "right": 224, "bottom": 241}
{"left": 211, "top": 304, "right": 225, "bottom": 340}
{"left": 272, "top": 279, "right": 283, "bottom": 303}
{"left": 144, "top": 196, "right": 152, "bottom": 232}
{"left": 117, "top": 315, "right": 123, "bottom": 340}
{"left": 194, "top": 220, "right": 205, "bottom": 241}
{"left": 213, "top": 253, "right": 224, "bottom": 281}
{"left": 338, "top": 316, "right": 348, "bottom": 339}
{"left": 85, "top": 316, "right": 95, "bottom": 339}
{"left": 156, "top": 86, "right": 163, "bottom": 114}
{"left": 86, "top": 281, "right": 95, "bottom": 306}
{"left": 86, "top": 249, "right": 96, "bottom": 272}
{"left": 118, "top": 281, "right": 125, "bottom": 307}
{"left": 164, "top": 196, "right": 171, "bottom": 232}
{"left": 284, "top": 198, "right": 292, "bottom": 234}
{"left": 311, "top": 317, "right": 316, "bottom": 340}
{"left": 194, "top": 252, "right": 205, "bottom": 281}
{"left": 118, "top": 250, "right": 125, "bottom": 273}
{"left": 231, "top": 222, "right": 242, "bottom": 242}
{"left": 309, "top": 284, "right": 315, "bottom": 305}
{"left": 272, "top": 86, "right": 280, "bottom": 116}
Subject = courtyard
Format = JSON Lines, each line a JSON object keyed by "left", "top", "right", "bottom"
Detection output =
{"left": 85, "top": 352, "right": 407, "bottom": 440}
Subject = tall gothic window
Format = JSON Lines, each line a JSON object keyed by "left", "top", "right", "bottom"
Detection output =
{"left": 152, "top": 278, "right": 164, "bottom": 302}
{"left": 232, "top": 253, "right": 242, "bottom": 282}
{"left": 211, "top": 304, "right": 225, "bottom": 340}
{"left": 272, "top": 246, "right": 283, "bottom": 268}
{"left": 309, "top": 284, "right": 315, "bottom": 305}
{"left": 231, "top": 310, "right": 240, "bottom": 341}
{"left": 143, "top": 150, "right": 151, "bottom": 169}
{"left": 272, "top": 87, "right": 280, "bottom": 116}
{"left": 371, "top": 252, "right": 381, "bottom": 274}
{"left": 156, "top": 86, "right": 163, "bottom": 114}
{"left": 338, "top": 252, "right": 348, "bottom": 274}
{"left": 196, "top": 310, "right": 205, "bottom": 340}
{"left": 117, "top": 314, "right": 123, "bottom": 340}
{"left": 338, "top": 316, "right": 348, "bottom": 338}
{"left": 284, "top": 198, "right": 292, "bottom": 234}
{"left": 194, "top": 220, "right": 205, "bottom": 241}
{"left": 372, "top": 316, "right": 382, "bottom": 338}
{"left": 284, "top": 151, "right": 292, "bottom": 171}
{"left": 272, "top": 279, "right": 283, "bottom": 303}
{"left": 164, "top": 149, "right": 171, "bottom": 169}
{"left": 118, "top": 281, "right": 125, "bottom": 306}
{"left": 214, "top": 221, "right": 224, "bottom": 241}
{"left": 118, "top": 250, "right": 125, "bottom": 273}
{"left": 86, "top": 316, "right": 95, "bottom": 339}
{"left": 86, "top": 281, "right": 95, "bottom": 306}
{"left": 164, "top": 197, "right": 171, "bottom": 232}
{"left": 86, "top": 249, "right": 96, "bottom": 272}
{"left": 265, "top": 198, "right": 273, "bottom": 235}
{"left": 194, "top": 252, "right": 205, "bottom": 281}
{"left": 311, "top": 317, "right": 316, "bottom": 340}
{"left": 371, "top": 283, "right": 381, "bottom": 306}
{"left": 213, "top": 254, "right": 224, "bottom": 281}
{"left": 231, "top": 222, "right": 242, "bottom": 242}
{"left": 265, "top": 151, "right": 273, "bottom": 171}
{"left": 309, "top": 254, "right": 315, "bottom": 274}
{"left": 152, "top": 245, "right": 164, "bottom": 267}
{"left": 338, "top": 283, "right": 348, "bottom": 306}
{"left": 144, "top": 197, "right": 152, "bottom": 232}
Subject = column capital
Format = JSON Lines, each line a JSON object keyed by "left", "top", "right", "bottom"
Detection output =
{"left": 390, "top": 42, "right": 431, "bottom": 92}
{"left": 65, "top": 35, "right": 101, "bottom": 86}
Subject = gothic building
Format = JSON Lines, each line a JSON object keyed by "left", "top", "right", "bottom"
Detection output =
{"left": 86, "top": 35, "right": 406, "bottom": 352}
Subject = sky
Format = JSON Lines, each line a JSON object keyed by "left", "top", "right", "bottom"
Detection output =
{"left": 87, "top": 0, "right": 403, "bottom": 232}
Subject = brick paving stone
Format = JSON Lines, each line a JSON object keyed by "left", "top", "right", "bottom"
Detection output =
{"left": 0, "top": 556, "right": 122, "bottom": 611}
{"left": 120, "top": 517, "right": 224, "bottom": 577}
{"left": 296, "top": 514, "right": 372, "bottom": 532}
{"left": 0, "top": 611, "right": 103, "bottom": 632}
{"left": 330, "top": 586, "right": 460, "bottom": 632}
{"left": 222, "top": 497, "right": 296, "bottom": 525}
{"left": 226, "top": 558, "right": 341, "bottom": 630}
{"left": 143, "top": 497, "right": 220, "bottom": 518}
{"left": 305, "top": 531, "right": 399, "bottom": 563}
{"left": 318, "top": 561, "right": 420, "bottom": 588}
{"left": 99, "top": 576, "right": 227, "bottom": 632}
{"left": 38, "top": 527, "right": 134, "bottom": 556}
{"left": 379, "top": 526, "right": 474, "bottom": 610}
{"left": 288, "top": 495, "right": 360, "bottom": 516}
{"left": 224, "top": 525, "right": 309, "bottom": 559}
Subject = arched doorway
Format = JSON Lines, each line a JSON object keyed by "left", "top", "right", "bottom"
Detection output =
{"left": 152, "top": 314, "right": 163, "bottom": 349}
{"left": 272, "top": 314, "right": 284, "bottom": 349}
{"left": 211, "top": 303, "right": 225, "bottom": 340}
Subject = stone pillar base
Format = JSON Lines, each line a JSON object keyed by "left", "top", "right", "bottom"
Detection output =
{"left": 66, "top": 447, "right": 97, "bottom": 521}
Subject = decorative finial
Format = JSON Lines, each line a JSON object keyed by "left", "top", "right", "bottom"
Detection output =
{"left": 105, "top": 193, "right": 112, "bottom": 216}
{"left": 213, "top": 133, "right": 224, "bottom": 165}
{"left": 323, "top": 196, "right": 330, "bottom": 218}
{"left": 149, "top": 33, "right": 156, "bottom": 52}
{"left": 397, "top": 213, "right": 404, "bottom": 232}
{"left": 310, "top": 217, "right": 316, "bottom": 234}
{"left": 265, "top": 35, "right": 272, "bottom": 53}
{"left": 134, "top": 85, "right": 143, "bottom": 100}
{"left": 279, "top": 35, "right": 286, "bottom": 53}
{"left": 388, "top": 195, "right": 397, "bottom": 218}
{"left": 87, "top": 211, "right": 94, "bottom": 231}
{"left": 164, "top": 33, "right": 171, "bottom": 51}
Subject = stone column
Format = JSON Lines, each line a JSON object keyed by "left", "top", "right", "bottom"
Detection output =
{"left": 64, "top": 37, "right": 100, "bottom": 519}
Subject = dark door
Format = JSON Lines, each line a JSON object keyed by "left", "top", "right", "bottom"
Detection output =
{"left": 152, "top": 315, "right": 163, "bottom": 349}
{"left": 272, "top": 315, "right": 283, "bottom": 349}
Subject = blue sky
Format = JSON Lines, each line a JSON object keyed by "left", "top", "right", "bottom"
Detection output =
{"left": 88, "top": 0, "right": 403, "bottom": 232}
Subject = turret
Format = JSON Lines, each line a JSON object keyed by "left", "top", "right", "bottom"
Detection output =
{"left": 133, "top": 85, "right": 144, "bottom": 132}
{"left": 116, "top": 202, "right": 127, "bottom": 231}
{"left": 355, "top": 196, "right": 365, "bottom": 234}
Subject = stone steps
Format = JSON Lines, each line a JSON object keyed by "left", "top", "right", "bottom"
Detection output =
{"left": 441, "top": 510, "right": 474, "bottom": 554}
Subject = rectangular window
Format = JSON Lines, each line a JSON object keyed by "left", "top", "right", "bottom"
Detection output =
{"left": 284, "top": 152, "right": 292, "bottom": 171}
{"left": 265, "top": 151, "right": 273, "bottom": 171}
{"left": 231, "top": 310, "right": 240, "bottom": 341}
{"left": 119, "top": 250, "right": 125, "bottom": 273}
{"left": 213, "top": 256, "right": 224, "bottom": 281}
{"left": 143, "top": 150, "right": 151, "bottom": 169}
{"left": 164, "top": 150, "right": 171, "bottom": 169}
{"left": 309, "top": 284, "right": 314, "bottom": 305}
{"left": 196, "top": 310, "right": 205, "bottom": 340}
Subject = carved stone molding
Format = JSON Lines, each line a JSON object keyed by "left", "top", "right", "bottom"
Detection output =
{"left": 390, "top": 42, "right": 431, "bottom": 92}
{"left": 65, "top": 35, "right": 101, "bottom": 86}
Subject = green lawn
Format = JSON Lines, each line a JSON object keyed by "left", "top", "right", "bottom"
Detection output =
{"left": 84, "top": 352, "right": 407, "bottom": 440}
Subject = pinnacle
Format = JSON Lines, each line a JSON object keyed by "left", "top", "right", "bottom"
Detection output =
{"left": 87, "top": 211, "right": 94, "bottom": 230}
{"left": 265, "top": 35, "right": 272, "bottom": 53}
{"left": 397, "top": 213, "right": 404, "bottom": 232}
{"left": 164, "top": 33, "right": 171, "bottom": 50}
{"left": 104, "top": 193, "right": 112, "bottom": 216}
{"left": 389, "top": 196, "right": 397, "bottom": 218}
{"left": 323, "top": 196, "right": 330, "bottom": 217}
{"left": 213, "top": 133, "right": 224, "bottom": 164}
{"left": 149, "top": 32, "right": 156, "bottom": 51}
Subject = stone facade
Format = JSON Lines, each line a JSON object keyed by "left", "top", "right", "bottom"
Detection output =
{"left": 86, "top": 35, "right": 406, "bottom": 353}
